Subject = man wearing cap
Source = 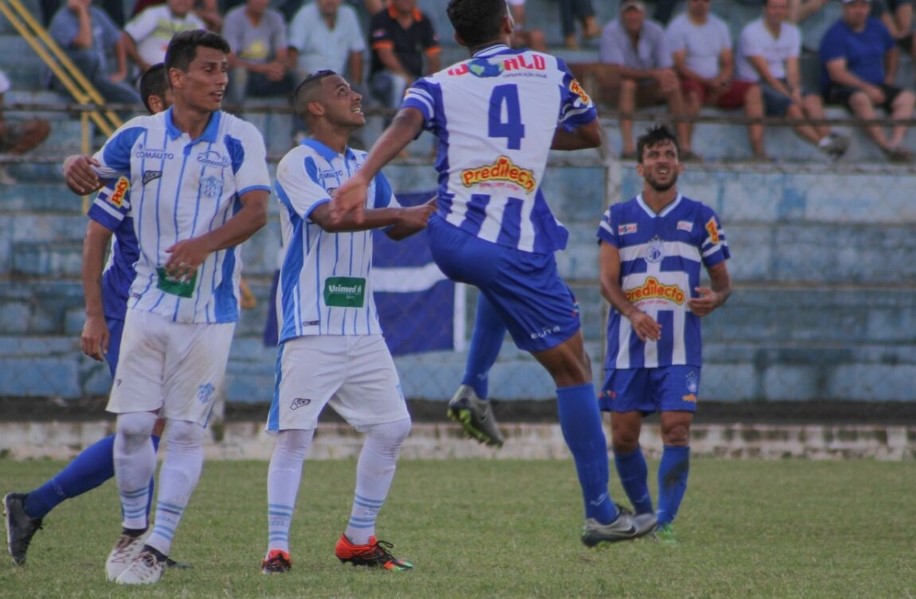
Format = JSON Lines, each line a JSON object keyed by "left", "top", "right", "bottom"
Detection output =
{"left": 599, "top": 0, "right": 697, "bottom": 161}
{"left": 819, "top": 0, "right": 915, "bottom": 162}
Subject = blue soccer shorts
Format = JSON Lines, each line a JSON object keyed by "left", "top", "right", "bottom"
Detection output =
{"left": 599, "top": 365, "right": 701, "bottom": 414}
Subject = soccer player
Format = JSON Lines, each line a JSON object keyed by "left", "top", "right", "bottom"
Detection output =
{"left": 260, "top": 69, "right": 430, "bottom": 574}
{"left": 66, "top": 30, "right": 271, "bottom": 585}
{"left": 597, "top": 124, "right": 731, "bottom": 544}
{"left": 331, "top": 0, "right": 656, "bottom": 546}
{"left": 2, "top": 64, "right": 180, "bottom": 569}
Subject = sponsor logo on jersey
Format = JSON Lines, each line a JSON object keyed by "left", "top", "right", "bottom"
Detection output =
{"left": 681, "top": 393, "right": 697, "bottom": 402}
{"left": 529, "top": 324, "right": 562, "bottom": 340}
{"left": 106, "top": 176, "right": 129, "bottom": 207}
{"left": 197, "top": 150, "right": 230, "bottom": 168}
{"left": 618, "top": 223, "right": 637, "bottom": 235}
{"left": 624, "top": 276, "right": 686, "bottom": 305}
{"left": 319, "top": 169, "right": 343, "bottom": 184}
{"left": 461, "top": 155, "right": 536, "bottom": 193}
{"left": 569, "top": 79, "right": 591, "bottom": 104}
{"left": 142, "top": 170, "right": 162, "bottom": 185}
{"left": 705, "top": 217, "right": 721, "bottom": 244}
{"left": 677, "top": 220, "right": 693, "bottom": 232}
{"left": 134, "top": 146, "right": 174, "bottom": 160}
{"left": 448, "top": 54, "right": 547, "bottom": 77}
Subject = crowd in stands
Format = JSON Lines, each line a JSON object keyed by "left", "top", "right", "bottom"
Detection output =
{"left": 2, "top": 0, "right": 915, "bottom": 163}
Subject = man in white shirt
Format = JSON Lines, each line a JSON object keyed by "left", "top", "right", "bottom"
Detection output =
{"left": 287, "top": 0, "right": 365, "bottom": 86}
{"left": 124, "top": 0, "right": 206, "bottom": 73}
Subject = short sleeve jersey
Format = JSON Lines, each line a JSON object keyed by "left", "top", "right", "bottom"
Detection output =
{"left": 599, "top": 18, "right": 672, "bottom": 70}
{"left": 597, "top": 194, "right": 730, "bottom": 369}
{"left": 274, "top": 139, "right": 398, "bottom": 342}
{"left": 665, "top": 13, "right": 733, "bottom": 79}
{"left": 222, "top": 5, "right": 287, "bottom": 63}
{"left": 288, "top": 3, "right": 366, "bottom": 75}
{"left": 401, "top": 45, "right": 594, "bottom": 254}
{"left": 368, "top": 6, "right": 439, "bottom": 78}
{"left": 736, "top": 17, "right": 801, "bottom": 82}
{"left": 818, "top": 17, "right": 894, "bottom": 90}
{"left": 91, "top": 108, "right": 271, "bottom": 324}
{"left": 86, "top": 177, "right": 140, "bottom": 322}
{"left": 124, "top": 5, "right": 206, "bottom": 67}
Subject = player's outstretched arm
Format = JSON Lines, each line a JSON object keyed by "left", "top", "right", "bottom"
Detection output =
{"left": 80, "top": 220, "right": 114, "bottom": 362}
{"left": 330, "top": 107, "right": 425, "bottom": 225}
{"left": 311, "top": 197, "right": 434, "bottom": 239}
{"left": 551, "top": 119, "right": 602, "bottom": 151}
{"left": 63, "top": 154, "right": 103, "bottom": 195}
{"left": 385, "top": 198, "right": 436, "bottom": 240}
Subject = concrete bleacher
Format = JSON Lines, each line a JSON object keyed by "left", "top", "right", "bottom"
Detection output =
{"left": 0, "top": 0, "right": 914, "bottom": 407}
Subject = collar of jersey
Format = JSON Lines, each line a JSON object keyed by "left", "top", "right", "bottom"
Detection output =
{"left": 300, "top": 137, "right": 353, "bottom": 162}
{"left": 637, "top": 193, "right": 682, "bottom": 217}
{"left": 472, "top": 44, "right": 512, "bottom": 58}
{"left": 164, "top": 107, "right": 222, "bottom": 143}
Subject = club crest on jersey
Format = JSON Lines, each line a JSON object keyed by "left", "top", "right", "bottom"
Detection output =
{"left": 645, "top": 236, "right": 664, "bottom": 263}
{"left": 196, "top": 383, "right": 215, "bottom": 405}
{"left": 685, "top": 370, "right": 699, "bottom": 395}
{"left": 105, "top": 176, "right": 130, "bottom": 207}
{"left": 705, "top": 217, "right": 721, "bottom": 244}
{"left": 461, "top": 155, "right": 536, "bottom": 193}
{"left": 624, "top": 276, "right": 686, "bottom": 305}
{"left": 618, "top": 223, "right": 637, "bottom": 235}
{"left": 200, "top": 175, "right": 223, "bottom": 199}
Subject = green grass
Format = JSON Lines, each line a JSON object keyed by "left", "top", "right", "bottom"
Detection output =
{"left": 1, "top": 458, "right": 914, "bottom": 598}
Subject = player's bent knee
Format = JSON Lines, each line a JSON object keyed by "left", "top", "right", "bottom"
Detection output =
{"left": 367, "top": 417, "right": 412, "bottom": 446}
{"left": 165, "top": 419, "right": 205, "bottom": 448}
{"left": 117, "top": 411, "right": 158, "bottom": 444}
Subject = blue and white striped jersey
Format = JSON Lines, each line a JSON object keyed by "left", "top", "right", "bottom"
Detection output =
{"left": 91, "top": 108, "right": 271, "bottom": 324}
{"left": 597, "top": 194, "right": 730, "bottom": 368}
{"left": 402, "top": 44, "right": 595, "bottom": 254}
{"left": 275, "top": 139, "right": 398, "bottom": 341}
{"left": 87, "top": 176, "right": 138, "bottom": 322}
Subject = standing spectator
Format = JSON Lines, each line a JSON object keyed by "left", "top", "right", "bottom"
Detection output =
{"left": 737, "top": 0, "right": 852, "bottom": 158}
{"left": 598, "top": 124, "right": 731, "bottom": 545}
{"left": 48, "top": 0, "right": 141, "bottom": 106}
{"left": 558, "top": 0, "right": 601, "bottom": 49}
{"left": 667, "top": 0, "right": 768, "bottom": 161}
{"left": 124, "top": 0, "right": 206, "bottom": 74}
{"left": 223, "top": 0, "right": 295, "bottom": 107}
{"left": 260, "top": 69, "right": 430, "bottom": 575}
{"left": 287, "top": 0, "right": 366, "bottom": 87}
{"left": 508, "top": 0, "right": 547, "bottom": 51}
{"left": 69, "top": 30, "right": 270, "bottom": 585}
{"left": 368, "top": 0, "right": 440, "bottom": 111}
{"left": 600, "top": 0, "right": 695, "bottom": 160}
{"left": 819, "top": 0, "right": 915, "bottom": 161}
{"left": 0, "top": 71, "right": 51, "bottom": 185}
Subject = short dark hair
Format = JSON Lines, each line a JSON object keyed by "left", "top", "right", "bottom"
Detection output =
{"left": 164, "top": 29, "right": 230, "bottom": 73}
{"left": 293, "top": 70, "right": 337, "bottom": 121}
{"left": 636, "top": 124, "right": 681, "bottom": 163}
{"left": 138, "top": 63, "right": 167, "bottom": 113}
{"left": 447, "top": 0, "right": 506, "bottom": 48}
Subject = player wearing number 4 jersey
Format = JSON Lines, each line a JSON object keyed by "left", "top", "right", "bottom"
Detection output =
{"left": 598, "top": 124, "right": 731, "bottom": 544}
{"left": 332, "top": 0, "right": 655, "bottom": 546}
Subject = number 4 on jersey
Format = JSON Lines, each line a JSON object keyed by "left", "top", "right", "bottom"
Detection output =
{"left": 488, "top": 85, "right": 525, "bottom": 150}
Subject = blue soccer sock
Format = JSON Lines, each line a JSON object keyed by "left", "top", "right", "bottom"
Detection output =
{"left": 556, "top": 383, "right": 617, "bottom": 524}
{"left": 22, "top": 434, "right": 160, "bottom": 521}
{"left": 657, "top": 445, "right": 690, "bottom": 526}
{"left": 614, "top": 446, "right": 653, "bottom": 515}
{"left": 461, "top": 296, "right": 506, "bottom": 399}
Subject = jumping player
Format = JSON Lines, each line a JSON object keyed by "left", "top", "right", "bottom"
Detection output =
{"left": 331, "top": 0, "right": 656, "bottom": 546}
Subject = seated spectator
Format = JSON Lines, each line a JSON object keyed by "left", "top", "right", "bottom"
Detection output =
{"left": 41, "top": 0, "right": 124, "bottom": 27}
{"left": 129, "top": 0, "right": 221, "bottom": 31}
{"left": 667, "top": 0, "right": 767, "bottom": 161}
{"left": 223, "top": 0, "right": 295, "bottom": 107}
{"left": 123, "top": 0, "right": 207, "bottom": 74}
{"left": 368, "top": 0, "right": 440, "bottom": 111}
{"left": 788, "top": 0, "right": 840, "bottom": 52}
{"left": 0, "top": 70, "right": 52, "bottom": 184}
{"left": 819, "top": 0, "right": 915, "bottom": 161}
{"left": 600, "top": 0, "right": 694, "bottom": 160}
{"left": 48, "top": 0, "right": 142, "bottom": 107}
{"left": 558, "top": 0, "right": 601, "bottom": 49}
{"left": 870, "top": 0, "right": 916, "bottom": 60}
{"left": 508, "top": 0, "right": 547, "bottom": 51}
{"left": 288, "top": 0, "right": 366, "bottom": 87}
{"left": 737, "top": 0, "right": 852, "bottom": 158}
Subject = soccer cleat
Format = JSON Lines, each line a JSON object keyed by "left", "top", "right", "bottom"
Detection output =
{"left": 4, "top": 493, "right": 43, "bottom": 566}
{"left": 447, "top": 385, "right": 504, "bottom": 448}
{"left": 115, "top": 547, "right": 167, "bottom": 585}
{"left": 335, "top": 534, "right": 413, "bottom": 571}
{"left": 261, "top": 549, "right": 292, "bottom": 574}
{"left": 105, "top": 530, "right": 147, "bottom": 581}
{"left": 653, "top": 523, "right": 678, "bottom": 545}
{"left": 581, "top": 511, "right": 656, "bottom": 547}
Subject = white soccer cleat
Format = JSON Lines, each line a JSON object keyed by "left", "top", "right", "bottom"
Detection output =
{"left": 115, "top": 548, "right": 166, "bottom": 585}
{"left": 105, "top": 532, "right": 146, "bottom": 581}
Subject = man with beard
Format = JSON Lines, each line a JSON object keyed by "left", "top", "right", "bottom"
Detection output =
{"left": 596, "top": 124, "right": 731, "bottom": 545}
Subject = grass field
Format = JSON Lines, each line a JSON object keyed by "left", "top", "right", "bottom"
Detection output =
{"left": 1, "top": 458, "right": 914, "bottom": 598}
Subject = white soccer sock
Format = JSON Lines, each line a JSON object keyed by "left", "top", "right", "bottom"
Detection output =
{"left": 114, "top": 411, "right": 158, "bottom": 531}
{"left": 146, "top": 420, "right": 204, "bottom": 557}
{"left": 345, "top": 417, "right": 411, "bottom": 545}
{"left": 266, "top": 429, "right": 312, "bottom": 554}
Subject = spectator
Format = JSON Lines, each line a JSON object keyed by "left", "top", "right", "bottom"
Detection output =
{"left": 667, "top": 0, "right": 768, "bottom": 161}
{"left": 508, "top": 0, "right": 547, "bottom": 51}
{"left": 0, "top": 71, "right": 51, "bottom": 185}
{"left": 123, "top": 0, "right": 207, "bottom": 74}
{"left": 287, "top": 0, "right": 366, "bottom": 87}
{"left": 787, "top": 0, "right": 839, "bottom": 52}
{"left": 41, "top": 0, "right": 124, "bottom": 27}
{"left": 368, "top": 0, "right": 440, "bottom": 111}
{"left": 129, "top": 0, "right": 221, "bottom": 31}
{"left": 558, "top": 0, "right": 601, "bottom": 49}
{"left": 819, "top": 0, "right": 915, "bottom": 161}
{"left": 737, "top": 0, "right": 852, "bottom": 159}
{"left": 223, "top": 0, "right": 295, "bottom": 107}
{"left": 600, "top": 0, "right": 695, "bottom": 160}
{"left": 47, "top": 0, "right": 142, "bottom": 107}
{"left": 870, "top": 0, "right": 916, "bottom": 60}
